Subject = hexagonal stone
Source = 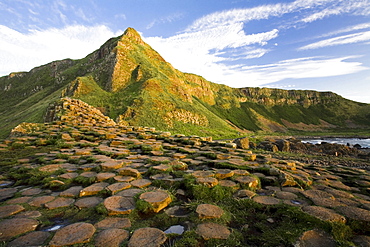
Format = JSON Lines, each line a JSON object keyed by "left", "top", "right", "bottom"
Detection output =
{"left": 75, "top": 197, "right": 103, "bottom": 209}
{"left": 275, "top": 191, "right": 298, "bottom": 200}
{"left": 49, "top": 222, "right": 96, "bottom": 247}
{"left": 8, "top": 231, "right": 50, "bottom": 247}
{"left": 0, "top": 204, "right": 25, "bottom": 218}
{"left": 294, "top": 229, "right": 336, "bottom": 247}
{"left": 60, "top": 186, "right": 83, "bottom": 198}
{"left": 352, "top": 235, "right": 370, "bottom": 247}
{"left": 196, "top": 223, "right": 231, "bottom": 240}
{"left": 104, "top": 196, "right": 136, "bottom": 215}
{"left": 101, "top": 161, "right": 124, "bottom": 171}
{"left": 118, "top": 168, "right": 141, "bottom": 178}
{"left": 45, "top": 197, "right": 75, "bottom": 209}
{"left": 95, "top": 228, "right": 129, "bottom": 247}
{"left": 21, "top": 188, "right": 42, "bottom": 196}
{"left": 107, "top": 182, "right": 132, "bottom": 194}
{"left": 336, "top": 206, "right": 370, "bottom": 221}
{"left": 219, "top": 180, "right": 239, "bottom": 189}
{"left": 253, "top": 196, "right": 281, "bottom": 205}
{"left": 28, "top": 196, "right": 55, "bottom": 207}
{"left": 303, "top": 206, "right": 346, "bottom": 223}
{"left": 94, "top": 217, "right": 131, "bottom": 229}
{"left": 0, "top": 218, "right": 39, "bottom": 241}
{"left": 115, "top": 188, "right": 142, "bottom": 198}
{"left": 128, "top": 227, "right": 167, "bottom": 247}
{"left": 196, "top": 177, "right": 219, "bottom": 188}
{"left": 96, "top": 172, "right": 116, "bottom": 182}
{"left": 214, "top": 169, "right": 234, "bottom": 179}
{"left": 14, "top": 210, "right": 42, "bottom": 218}
{"left": 5, "top": 196, "right": 31, "bottom": 204}
{"left": 79, "top": 182, "right": 109, "bottom": 197}
{"left": 79, "top": 171, "right": 97, "bottom": 178}
{"left": 301, "top": 189, "right": 335, "bottom": 200}
{"left": 58, "top": 172, "right": 79, "bottom": 179}
{"left": 114, "top": 176, "right": 135, "bottom": 182}
{"left": 139, "top": 190, "right": 172, "bottom": 213}
{"left": 192, "top": 170, "right": 214, "bottom": 178}
{"left": 233, "top": 189, "right": 256, "bottom": 199}
{"left": 235, "top": 176, "right": 259, "bottom": 189}
{"left": 131, "top": 179, "right": 152, "bottom": 188}
{"left": 196, "top": 204, "right": 224, "bottom": 219}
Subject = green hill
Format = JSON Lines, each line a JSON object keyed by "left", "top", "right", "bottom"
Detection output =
{"left": 1, "top": 27, "right": 370, "bottom": 140}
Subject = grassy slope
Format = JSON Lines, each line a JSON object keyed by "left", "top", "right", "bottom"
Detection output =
{"left": 1, "top": 28, "right": 370, "bottom": 140}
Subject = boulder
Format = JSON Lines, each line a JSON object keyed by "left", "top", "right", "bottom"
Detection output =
{"left": 233, "top": 137, "right": 249, "bottom": 149}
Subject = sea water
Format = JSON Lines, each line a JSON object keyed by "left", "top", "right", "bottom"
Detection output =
{"left": 302, "top": 138, "right": 370, "bottom": 148}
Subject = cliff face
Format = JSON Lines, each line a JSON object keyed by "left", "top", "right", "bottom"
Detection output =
{"left": 1, "top": 27, "right": 370, "bottom": 139}
{"left": 241, "top": 88, "right": 341, "bottom": 107}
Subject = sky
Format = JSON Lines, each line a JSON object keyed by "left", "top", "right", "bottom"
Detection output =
{"left": 1, "top": 0, "right": 370, "bottom": 103}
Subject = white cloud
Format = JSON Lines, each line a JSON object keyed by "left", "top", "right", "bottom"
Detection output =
{"left": 238, "top": 56, "right": 368, "bottom": 87}
{"left": 0, "top": 25, "right": 123, "bottom": 76}
{"left": 146, "top": 12, "right": 184, "bottom": 29}
{"left": 299, "top": 31, "right": 370, "bottom": 50}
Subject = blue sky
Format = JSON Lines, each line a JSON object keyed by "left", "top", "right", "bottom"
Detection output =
{"left": 1, "top": 0, "right": 370, "bottom": 103}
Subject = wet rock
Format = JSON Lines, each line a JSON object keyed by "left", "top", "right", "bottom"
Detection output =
{"left": 128, "top": 227, "right": 167, "bottom": 247}
{"left": 49, "top": 222, "right": 96, "bottom": 247}
{"left": 0, "top": 218, "right": 39, "bottom": 241}
{"left": 8, "top": 231, "right": 50, "bottom": 247}
{"left": 95, "top": 228, "right": 129, "bottom": 247}
{"left": 196, "top": 204, "right": 224, "bottom": 219}
{"left": 104, "top": 196, "right": 136, "bottom": 215}
{"left": 196, "top": 222, "right": 231, "bottom": 240}
{"left": 0, "top": 204, "right": 24, "bottom": 218}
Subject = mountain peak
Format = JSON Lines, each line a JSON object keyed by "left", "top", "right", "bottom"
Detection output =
{"left": 122, "top": 27, "right": 144, "bottom": 45}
